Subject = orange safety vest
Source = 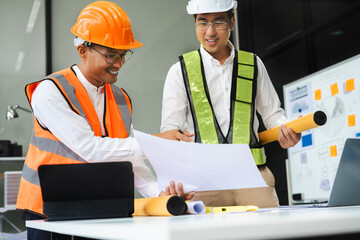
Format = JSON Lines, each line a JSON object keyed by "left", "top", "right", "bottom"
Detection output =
{"left": 16, "top": 66, "right": 132, "bottom": 216}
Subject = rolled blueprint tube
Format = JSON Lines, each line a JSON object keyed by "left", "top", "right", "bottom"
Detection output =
{"left": 258, "top": 111, "right": 327, "bottom": 145}
{"left": 133, "top": 195, "right": 187, "bottom": 216}
{"left": 186, "top": 201, "right": 206, "bottom": 214}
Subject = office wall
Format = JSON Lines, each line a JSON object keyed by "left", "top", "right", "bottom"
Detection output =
{"left": 0, "top": 0, "right": 45, "bottom": 232}
{"left": 51, "top": 0, "right": 198, "bottom": 134}
{"left": 0, "top": 0, "right": 46, "bottom": 155}
{"left": 0, "top": 0, "right": 198, "bottom": 155}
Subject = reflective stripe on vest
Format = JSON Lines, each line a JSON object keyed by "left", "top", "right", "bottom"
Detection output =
{"left": 233, "top": 51, "right": 265, "bottom": 166}
{"left": 30, "top": 131, "right": 86, "bottom": 163}
{"left": 47, "top": 72, "right": 132, "bottom": 136}
{"left": 21, "top": 132, "right": 87, "bottom": 187}
{"left": 49, "top": 73, "right": 87, "bottom": 120}
{"left": 233, "top": 51, "right": 253, "bottom": 144}
{"left": 111, "top": 85, "right": 132, "bottom": 135}
{"left": 17, "top": 66, "right": 133, "bottom": 215}
{"left": 22, "top": 163, "right": 40, "bottom": 186}
{"left": 180, "top": 50, "right": 265, "bottom": 165}
{"left": 182, "top": 51, "right": 218, "bottom": 144}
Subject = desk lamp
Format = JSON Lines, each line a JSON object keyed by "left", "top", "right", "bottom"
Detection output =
{"left": 5, "top": 105, "right": 31, "bottom": 120}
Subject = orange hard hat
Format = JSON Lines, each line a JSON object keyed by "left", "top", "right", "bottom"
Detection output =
{"left": 71, "top": 1, "right": 142, "bottom": 49}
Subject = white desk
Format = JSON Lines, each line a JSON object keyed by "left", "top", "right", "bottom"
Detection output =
{"left": 27, "top": 205, "right": 360, "bottom": 240}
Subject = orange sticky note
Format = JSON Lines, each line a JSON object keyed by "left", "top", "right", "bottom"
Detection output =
{"left": 331, "top": 83, "right": 339, "bottom": 96}
{"left": 330, "top": 145, "right": 337, "bottom": 157}
{"left": 314, "top": 89, "right": 322, "bottom": 101}
{"left": 348, "top": 114, "right": 355, "bottom": 127}
{"left": 345, "top": 78, "right": 355, "bottom": 92}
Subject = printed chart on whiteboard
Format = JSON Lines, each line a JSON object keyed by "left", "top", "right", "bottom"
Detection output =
{"left": 283, "top": 54, "right": 360, "bottom": 202}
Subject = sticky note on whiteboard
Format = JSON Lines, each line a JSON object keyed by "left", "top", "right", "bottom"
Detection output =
{"left": 331, "top": 83, "right": 339, "bottom": 96}
{"left": 302, "top": 134, "right": 313, "bottom": 147}
{"left": 314, "top": 89, "right": 322, "bottom": 101}
{"left": 330, "top": 145, "right": 337, "bottom": 157}
{"left": 345, "top": 78, "right": 355, "bottom": 92}
{"left": 348, "top": 114, "right": 356, "bottom": 127}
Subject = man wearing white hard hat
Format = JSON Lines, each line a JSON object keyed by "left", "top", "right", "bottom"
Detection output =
{"left": 161, "top": 0, "right": 301, "bottom": 207}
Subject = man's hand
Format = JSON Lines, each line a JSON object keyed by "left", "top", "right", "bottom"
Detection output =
{"left": 153, "top": 129, "right": 194, "bottom": 142}
{"left": 159, "top": 180, "right": 195, "bottom": 201}
{"left": 278, "top": 124, "right": 301, "bottom": 149}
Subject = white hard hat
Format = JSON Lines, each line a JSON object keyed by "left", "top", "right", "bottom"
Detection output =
{"left": 186, "top": 0, "right": 237, "bottom": 15}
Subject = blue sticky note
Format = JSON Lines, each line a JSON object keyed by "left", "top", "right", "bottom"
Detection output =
{"left": 302, "top": 134, "right": 312, "bottom": 147}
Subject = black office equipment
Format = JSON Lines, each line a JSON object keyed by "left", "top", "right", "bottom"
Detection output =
{"left": 38, "top": 162, "right": 134, "bottom": 221}
{"left": 328, "top": 138, "right": 360, "bottom": 207}
{"left": 0, "top": 140, "right": 22, "bottom": 157}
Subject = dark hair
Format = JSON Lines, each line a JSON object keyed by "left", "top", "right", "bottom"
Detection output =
{"left": 194, "top": 9, "right": 234, "bottom": 21}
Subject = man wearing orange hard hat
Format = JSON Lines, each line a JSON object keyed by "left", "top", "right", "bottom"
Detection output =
{"left": 17, "top": 1, "right": 193, "bottom": 239}
{"left": 161, "top": 0, "right": 301, "bottom": 208}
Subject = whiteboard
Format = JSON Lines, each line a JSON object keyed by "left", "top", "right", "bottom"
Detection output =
{"left": 283, "top": 54, "right": 360, "bottom": 203}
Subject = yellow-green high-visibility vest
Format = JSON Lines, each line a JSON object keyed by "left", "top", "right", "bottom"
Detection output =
{"left": 179, "top": 50, "right": 265, "bottom": 165}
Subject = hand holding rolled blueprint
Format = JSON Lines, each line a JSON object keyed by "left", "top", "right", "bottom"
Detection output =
{"left": 133, "top": 195, "right": 187, "bottom": 216}
{"left": 258, "top": 111, "right": 327, "bottom": 145}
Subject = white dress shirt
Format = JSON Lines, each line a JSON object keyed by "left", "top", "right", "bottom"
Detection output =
{"left": 161, "top": 42, "right": 287, "bottom": 141}
{"left": 31, "top": 65, "right": 160, "bottom": 197}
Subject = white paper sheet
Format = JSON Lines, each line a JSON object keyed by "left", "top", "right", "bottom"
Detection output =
{"left": 134, "top": 130, "right": 268, "bottom": 193}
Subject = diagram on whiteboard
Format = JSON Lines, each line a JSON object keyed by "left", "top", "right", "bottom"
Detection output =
{"left": 316, "top": 96, "right": 346, "bottom": 138}
{"left": 283, "top": 54, "right": 360, "bottom": 202}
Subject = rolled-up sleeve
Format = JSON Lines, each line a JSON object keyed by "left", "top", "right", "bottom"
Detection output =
{"left": 255, "top": 57, "right": 287, "bottom": 129}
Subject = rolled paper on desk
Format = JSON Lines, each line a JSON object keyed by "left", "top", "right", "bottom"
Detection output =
{"left": 186, "top": 201, "right": 206, "bottom": 214}
{"left": 133, "top": 195, "right": 187, "bottom": 216}
{"left": 258, "top": 111, "right": 327, "bottom": 145}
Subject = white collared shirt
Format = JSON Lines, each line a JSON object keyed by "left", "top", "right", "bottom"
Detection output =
{"left": 161, "top": 42, "right": 287, "bottom": 140}
{"left": 31, "top": 65, "right": 160, "bottom": 197}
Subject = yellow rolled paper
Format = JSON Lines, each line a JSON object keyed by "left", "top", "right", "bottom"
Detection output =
{"left": 258, "top": 111, "right": 327, "bottom": 145}
{"left": 133, "top": 195, "right": 187, "bottom": 216}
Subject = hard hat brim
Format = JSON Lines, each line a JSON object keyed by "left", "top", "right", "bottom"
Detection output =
{"left": 72, "top": 29, "right": 144, "bottom": 49}
{"left": 111, "top": 39, "right": 143, "bottom": 50}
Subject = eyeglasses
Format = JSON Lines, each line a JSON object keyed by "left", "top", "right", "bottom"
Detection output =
{"left": 90, "top": 45, "right": 133, "bottom": 65}
{"left": 195, "top": 21, "right": 228, "bottom": 31}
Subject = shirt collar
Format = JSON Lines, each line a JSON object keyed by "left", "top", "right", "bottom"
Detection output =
{"left": 200, "top": 41, "right": 235, "bottom": 66}
{"left": 72, "top": 65, "right": 104, "bottom": 92}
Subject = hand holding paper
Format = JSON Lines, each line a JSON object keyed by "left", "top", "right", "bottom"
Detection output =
{"left": 134, "top": 130, "right": 267, "bottom": 193}
{"left": 159, "top": 180, "right": 195, "bottom": 200}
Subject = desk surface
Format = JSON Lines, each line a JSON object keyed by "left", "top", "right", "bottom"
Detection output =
{"left": 27, "top": 205, "right": 360, "bottom": 240}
